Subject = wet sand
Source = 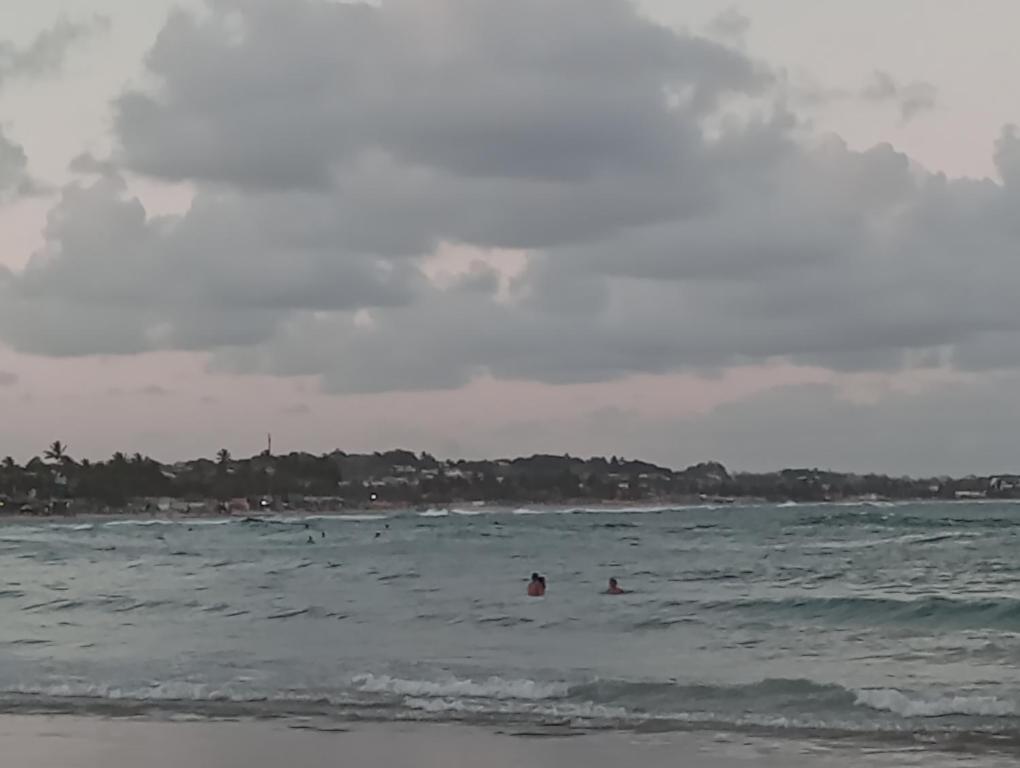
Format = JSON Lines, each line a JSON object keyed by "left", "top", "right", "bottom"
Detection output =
{"left": 2, "top": 717, "right": 1014, "bottom": 768}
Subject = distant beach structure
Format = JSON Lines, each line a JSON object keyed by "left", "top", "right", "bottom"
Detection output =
{"left": 227, "top": 498, "right": 250, "bottom": 514}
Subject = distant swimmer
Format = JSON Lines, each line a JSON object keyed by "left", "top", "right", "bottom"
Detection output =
{"left": 374, "top": 531, "right": 382, "bottom": 538}
{"left": 307, "top": 535, "right": 314, "bottom": 544}
{"left": 321, "top": 530, "right": 326, "bottom": 538}
{"left": 606, "top": 577, "right": 626, "bottom": 595}
{"left": 527, "top": 573, "right": 546, "bottom": 597}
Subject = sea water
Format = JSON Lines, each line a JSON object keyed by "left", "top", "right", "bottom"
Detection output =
{"left": 1, "top": 502, "right": 1018, "bottom": 753}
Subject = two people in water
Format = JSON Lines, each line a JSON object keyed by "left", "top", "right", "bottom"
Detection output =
{"left": 527, "top": 573, "right": 627, "bottom": 596}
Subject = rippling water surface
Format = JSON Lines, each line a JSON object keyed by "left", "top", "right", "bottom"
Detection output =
{"left": 2, "top": 502, "right": 1019, "bottom": 751}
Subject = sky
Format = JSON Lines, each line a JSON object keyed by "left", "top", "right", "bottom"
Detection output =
{"left": 1, "top": 0, "right": 1020, "bottom": 476}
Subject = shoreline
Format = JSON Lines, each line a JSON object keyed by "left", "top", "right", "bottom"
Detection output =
{"left": 2, "top": 716, "right": 1015, "bottom": 768}
{"left": 0, "top": 496, "right": 1017, "bottom": 525}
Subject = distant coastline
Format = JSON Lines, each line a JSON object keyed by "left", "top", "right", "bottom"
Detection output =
{"left": 2, "top": 445, "right": 1019, "bottom": 517}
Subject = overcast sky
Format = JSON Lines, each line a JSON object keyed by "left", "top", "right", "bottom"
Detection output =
{"left": 1, "top": 0, "right": 1019, "bottom": 476}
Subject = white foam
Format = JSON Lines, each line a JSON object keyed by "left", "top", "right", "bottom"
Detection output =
{"left": 418, "top": 509, "right": 449, "bottom": 518}
{"left": 180, "top": 518, "right": 234, "bottom": 526}
{"left": 855, "top": 688, "right": 1017, "bottom": 717}
{"left": 572, "top": 505, "right": 674, "bottom": 514}
{"left": 351, "top": 674, "right": 569, "bottom": 701}
{"left": 9, "top": 680, "right": 239, "bottom": 702}
{"left": 511, "top": 508, "right": 548, "bottom": 516}
{"left": 103, "top": 519, "right": 177, "bottom": 527}
{"left": 401, "top": 696, "right": 628, "bottom": 721}
{"left": 100, "top": 517, "right": 235, "bottom": 528}
{"left": 5, "top": 680, "right": 349, "bottom": 707}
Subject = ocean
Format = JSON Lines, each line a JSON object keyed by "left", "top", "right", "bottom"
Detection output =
{"left": 1, "top": 502, "right": 1018, "bottom": 755}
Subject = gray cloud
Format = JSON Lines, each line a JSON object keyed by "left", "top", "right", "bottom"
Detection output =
{"left": 0, "top": 16, "right": 106, "bottom": 199}
{"left": 0, "top": 173, "right": 425, "bottom": 355}
{"left": 0, "top": 0, "right": 1018, "bottom": 398}
{"left": 706, "top": 7, "right": 750, "bottom": 46}
{"left": 0, "top": 16, "right": 108, "bottom": 88}
{"left": 216, "top": 128, "right": 1020, "bottom": 393}
{"left": 114, "top": 0, "right": 763, "bottom": 189}
{"left": 862, "top": 70, "right": 937, "bottom": 121}
{"left": 0, "top": 129, "right": 43, "bottom": 201}
{"left": 68, "top": 151, "right": 119, "bottom": 177}
{"left": 793, "top": 70, "right": 937, "bottom": 122}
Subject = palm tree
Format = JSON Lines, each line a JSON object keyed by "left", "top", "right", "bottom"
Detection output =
{"left": 216, "top": 448, "right": 232, "bottom": 466}
{"left": 2, "top": 456, "right": 16, "bottom": 470}
{"left": 44, "top": 441, "right": 70, "bottom": 465}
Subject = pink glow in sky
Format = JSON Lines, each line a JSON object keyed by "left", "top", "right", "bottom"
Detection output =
{"left": 2, "top": 0, "right": 1020, "bottom": 475}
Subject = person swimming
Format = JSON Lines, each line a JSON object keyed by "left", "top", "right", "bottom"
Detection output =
{"left": 606, "top": 577, "right": 625, "bottom": 595}
{"left": 527, "top": 573, "right": 546, "bottom": 597}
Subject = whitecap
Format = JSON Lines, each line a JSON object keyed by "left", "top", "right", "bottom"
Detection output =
{"left": 351, "top": 674, "right": 569, "bottom": 701}
{"left": 855, "top": 688, "right": 1017, "bottom": 717}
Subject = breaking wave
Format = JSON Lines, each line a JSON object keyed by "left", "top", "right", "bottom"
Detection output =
{"left": 2, "top": 675, "right": 1015, "bottom": 747}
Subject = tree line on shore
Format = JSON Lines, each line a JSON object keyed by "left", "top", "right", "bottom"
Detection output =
{"left": 1, "top": 442, "right": 1017, "bottom": 511}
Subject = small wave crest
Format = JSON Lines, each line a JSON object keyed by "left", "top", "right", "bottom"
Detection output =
{"left": 352, "top": 674, "right": 569, "bottom": 701}
{"left": 2, "top": 674, "right": 1017, "bottom": 749}
{"left": 855, "top": 688, "right": 1017, "bottom": 717}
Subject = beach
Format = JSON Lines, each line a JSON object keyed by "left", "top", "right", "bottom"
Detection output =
{"left": 5, "top": 717, "right": 1016, "bottom": 768}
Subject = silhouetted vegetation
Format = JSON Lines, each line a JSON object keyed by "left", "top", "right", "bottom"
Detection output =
{"left": 1, "top": 445, "right": 1018, "bottom": 515}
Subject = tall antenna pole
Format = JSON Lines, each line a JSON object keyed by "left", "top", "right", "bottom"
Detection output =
{"left": 267, "top": 433, "right": 272, "bottom": 456}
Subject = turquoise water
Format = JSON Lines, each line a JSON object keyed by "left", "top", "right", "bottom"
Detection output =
{"left": 1, "top": 502, "right": 1019, "bottom": 751}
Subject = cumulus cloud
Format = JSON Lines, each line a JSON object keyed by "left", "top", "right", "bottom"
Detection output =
{"left": 0, "top": 129, "right": 44, "bottom": 201}
{"left": 0, "top": 16, "right": 108, "bottom": 88}
{"left": 68, "top": 151, "right": 119, "bottom": 177}
{"left": 115, "top": 0, "right": 762, "bottom": 188}
{"left": 0, "top": 0, "right": 1017, "bottom": 398}
{"left": 706, "top": 7, "right": 750, "bottom": 46}
{"left": 0, "top": 173, "right": 425, "bottom": 355}
{"left": 793, "top": 70, "right": 937, "bottom": 122}
{"left": 861, "top": 70, "right": 937, "bottom": 121}
{"left": 0, "top": 17, "right": 106, "bottom": 198}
